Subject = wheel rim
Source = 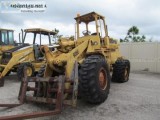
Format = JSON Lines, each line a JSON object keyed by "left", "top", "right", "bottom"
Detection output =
{"left": 26, "top": 67, "right": 32, "bottom": 76}
{"left": 124, "top": 67, "right": 129, "bottom": 80}
{"left": 99, "top": 68, "right": 107, "bottom": 90}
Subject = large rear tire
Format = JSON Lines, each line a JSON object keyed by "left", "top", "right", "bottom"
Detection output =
{"left": 112, "top": 59, "right": 130, "bottom": 83}
{"left": 79, "top": 55, "right": 110, "bottom": 104}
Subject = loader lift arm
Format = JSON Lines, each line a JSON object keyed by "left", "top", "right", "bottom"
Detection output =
{"left": 0, "top": 47, "right": 34, "bottom": 86}
{"left": 41, "top": 39, "right": 89, "bottom": 78}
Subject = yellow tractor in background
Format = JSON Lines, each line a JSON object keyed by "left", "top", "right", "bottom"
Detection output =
{"left": 0, "top": 12, "right": 130, "bottom": 119}
{"left": 0, "top": 28, "right": 57, "bottom": 87}
{"left": 0, "top": 28, "right": 19, "bottom": 62}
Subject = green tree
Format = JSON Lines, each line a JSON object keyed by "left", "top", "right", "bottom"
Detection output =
{"left": 127, "top": 26, "right": 139, "bottom": 38}
{"left": 121, "top": 26, "right": 146, "bottom": 42}
{"left": 139, "top": 35, "right": 146, "bottom": 42}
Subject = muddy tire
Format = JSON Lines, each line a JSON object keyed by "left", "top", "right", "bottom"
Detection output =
{"left": 17, "top": 63, "right": 35, "bottom": 81}
{"left": 112, "top": 59, "right": 130, "bottom": 83}
{"left": 79, "top": 55, "right": 110, "bottom": 104}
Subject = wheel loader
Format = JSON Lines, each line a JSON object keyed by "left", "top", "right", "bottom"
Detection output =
{"left": 0, "top": 28, "right": 58, "bottom": 87}
{"left": 0, "top": 12, "right": 130, "bottom": 120}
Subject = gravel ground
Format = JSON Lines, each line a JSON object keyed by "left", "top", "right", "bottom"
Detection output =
{"left": 0, "top": 72, "right": 160, "bottom": 120}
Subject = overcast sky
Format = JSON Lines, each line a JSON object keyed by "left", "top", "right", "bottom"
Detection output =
{"left": 0, "top": 0, "right": 160, "bottom": 42}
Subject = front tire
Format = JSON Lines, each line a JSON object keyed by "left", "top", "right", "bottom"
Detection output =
{"left": 79, "top": 55, "right": 110, "bottom": 104}
{"left": 17, "top": 63, "right": 35, "bottom": 81}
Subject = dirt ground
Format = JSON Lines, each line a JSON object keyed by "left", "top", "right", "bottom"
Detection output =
{"left": 0, "top": 72, "right": 160, "bottom": 120}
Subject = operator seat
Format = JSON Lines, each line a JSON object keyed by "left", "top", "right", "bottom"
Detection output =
{"left": 33, "top": 44, "right": 43, "bottom": 61}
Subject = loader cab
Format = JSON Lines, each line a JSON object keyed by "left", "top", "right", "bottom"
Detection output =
{"left": 0, "top": 29, "right": 14, "bottom": 45}
{"left": 74, "top": 12, "right": 109, "bottom": 46}
{"left": 23, "top": 28, "right": 58, "bottom": 60}
{"left": 23, "top": 28, "right": 58, "bottom": 46}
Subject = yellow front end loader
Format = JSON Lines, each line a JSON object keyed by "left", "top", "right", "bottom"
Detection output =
{"left": 0, "top": 28, "right": 57, "bottom": 87}
{"left": 0, "top": 12, "right": 130, "bottom": 119}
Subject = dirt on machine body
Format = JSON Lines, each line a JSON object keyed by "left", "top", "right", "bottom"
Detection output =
{"left": 0, "top": 12, "right": 130, "bottom": 120}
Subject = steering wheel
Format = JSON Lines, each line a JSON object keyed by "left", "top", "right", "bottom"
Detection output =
{"left": 82, "top": 30, "right": 91, "bottom": 36}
